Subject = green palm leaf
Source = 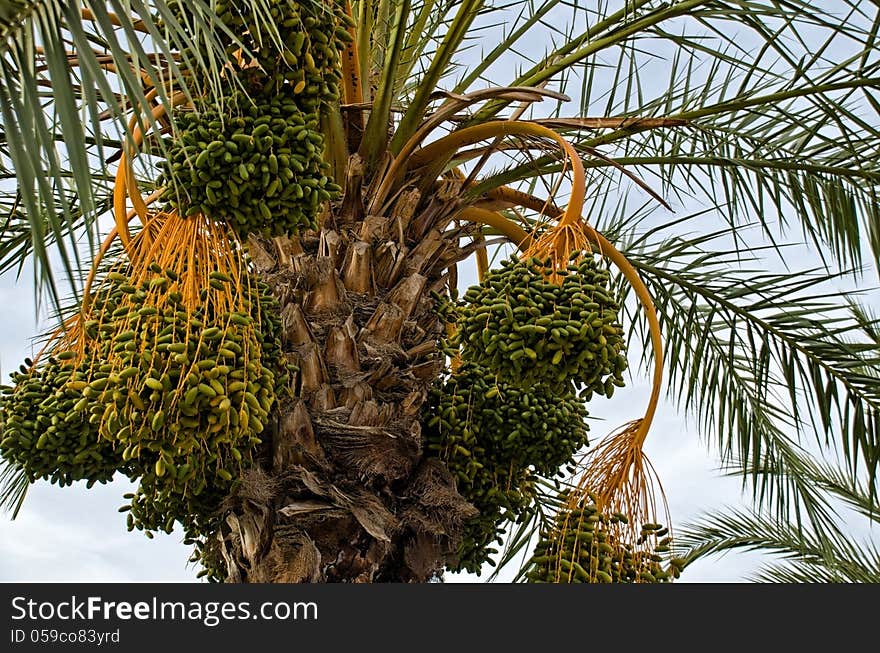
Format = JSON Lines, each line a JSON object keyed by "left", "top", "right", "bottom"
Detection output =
{"left": 612, "top": 220, "right": 880, "bottom": 522}
{"left": 676, "top": 455, "right": 880, "bottom": 582}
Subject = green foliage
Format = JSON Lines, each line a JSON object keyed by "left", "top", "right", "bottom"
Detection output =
{"left": 608, "top": 221, "right": 880, "bottom": 530}
{"left": 675, "top": 456, "right": 880, "bottom": 583}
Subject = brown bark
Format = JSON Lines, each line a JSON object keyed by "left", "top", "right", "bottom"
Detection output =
{"left": 217, "top": 164, "right": 476, "bottom": 582}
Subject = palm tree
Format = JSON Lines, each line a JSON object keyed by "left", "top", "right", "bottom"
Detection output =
{"left": 0, "top": 0, "right": 878, "bottom": 583}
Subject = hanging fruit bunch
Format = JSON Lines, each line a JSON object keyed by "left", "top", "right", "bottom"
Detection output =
{"left": 156, "top": 0, "right": 352, "bottom": 237}
{"left": 424, "top": 251, "right": 627, "bottom": 571}
{"left": 0, "top": 353, "right": 127, "bottom": 488}
{"left": 423, "top": 253, "right": 630, "bottom": 572}
{"left": 423, "top": 359, "right": 590, "bottom": 572}
{"left": 416, "top": 115, "right": 676, "bottom": 579}
{"left": 456, "top": 254, "right": 627, "bottom": 396}
{"left": 76, "top": 221, "right": 288, "bottom": 531}
{"left": 422, "top": 152, "right": 630, "bottom": 573}
{"left": 99, "top": 217, "right": 290, "bottom": 576}
{"left": 426, "top": 364, "right": 589, "bottom": 476}
{"left": 0, "top": 213, "right": 289, "bottom": 556}
{"left": 156, "top": 86, "right": 339, "bottom": 238}
{"left": 167, "top": 0, "right": 350, "bottom": 109}
{"left": 524, "top": 493, "right": 677, "bottom": 583}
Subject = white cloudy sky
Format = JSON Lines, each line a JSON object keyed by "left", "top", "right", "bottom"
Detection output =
{"left": 1, "top": 1, "right": 878, "bottom": 583}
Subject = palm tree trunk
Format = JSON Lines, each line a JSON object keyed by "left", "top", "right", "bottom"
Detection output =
{"left": 215, "top": 156, "right": 477, "bottom": 582}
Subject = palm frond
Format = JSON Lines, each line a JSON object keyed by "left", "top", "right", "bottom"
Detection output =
{"left": 780, "top": 455, "right": 880, "bottom": 526}
{"left": 677, "top": 503, "right": 880, "bottom": 583}
{"left": 0, "top": 1, "right": 280, "bottom": 310}
{"left": 604, "top": 219, "right": 880, "bottom": 530}
{"left": 360, "top": 0, "right": 411, "bottom": 166}
{"left": 457, "top": 1, "right": 880, "bottom": 272}
{"left": 0, "top": 459, "right": 28, "bottom": 518}
{"left": 391, "top": 0, "right": 484, "bottom": 151}
{"left": 395, "top": 0, "right": 459, "bottom": 96}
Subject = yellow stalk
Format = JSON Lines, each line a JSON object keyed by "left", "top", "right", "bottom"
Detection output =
{"left": 457, "top": 207, "right": 533, "bottom": 250}
{"left": 80, "top": 8, "right": 149, "bottom": 33}
{"left": 370, "top": 88, "right": 562, "bottom": 213}
{"left": 340, "top": 1, "right": 364, "bottom": 151}
{"left": 483, "top": 185, "right": 562, "bottom": 216}
{"left": 410, "top": 121, "right": 585, "bottom": 228}
{"left": 341, "top": 1, "right": 364, "bottom": 107}
{"left": 113, "top": 90, "right": 188, "bottom": 248}
{"left": 79, "top": 187, "right": 163, "bottom": 321}
{"left": 589, "top": 230, "right": 663, "bottom": 443}
{"left": 462, "top": 180, "right": 491, "bottom": 279}
{"left": 475, "top": 238, "right": 489, "bottom": 281}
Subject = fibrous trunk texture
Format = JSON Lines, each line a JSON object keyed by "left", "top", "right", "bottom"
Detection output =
{"left": 215, "top": 156, "right": 478, "bottom": 582}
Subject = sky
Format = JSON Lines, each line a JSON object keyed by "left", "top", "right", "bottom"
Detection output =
{"left": 1, "top": 1, "right": 878, "bottom": 583}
